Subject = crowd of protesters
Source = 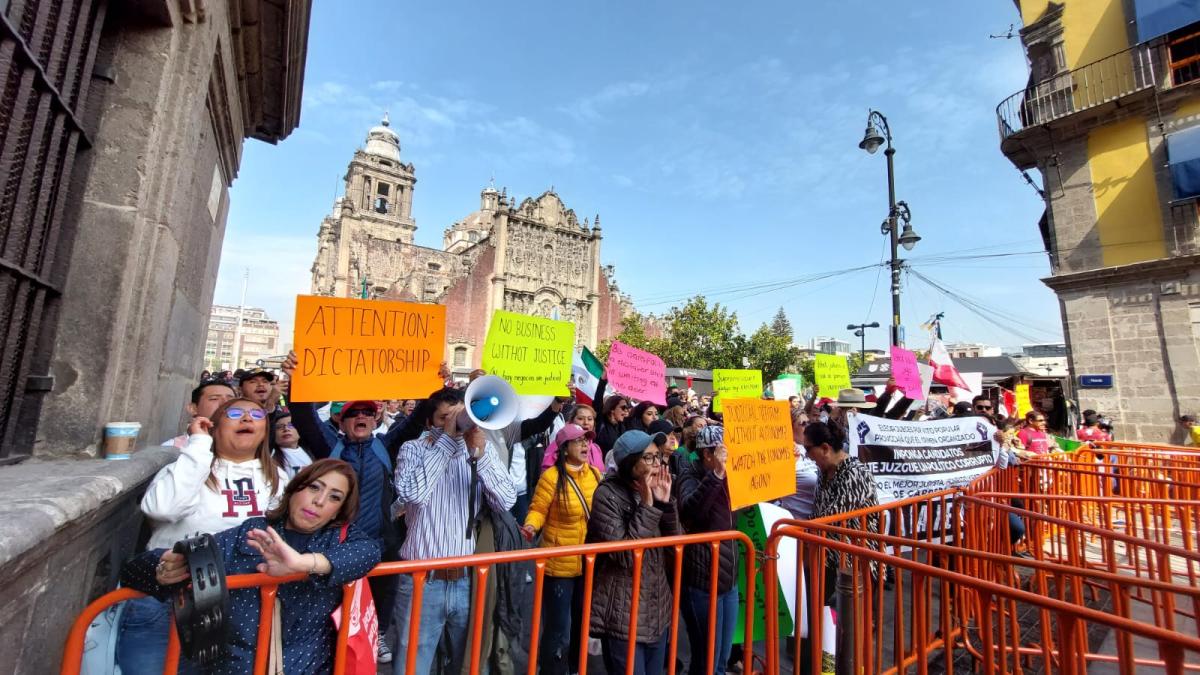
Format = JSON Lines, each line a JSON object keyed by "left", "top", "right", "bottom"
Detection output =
{"left": 104, "top": 355, "right": 1139, "bottom": 675}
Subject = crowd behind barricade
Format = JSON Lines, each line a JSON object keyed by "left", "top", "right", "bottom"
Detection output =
{"left": 91, "top": 357, "right": 1165, "bottom": 675}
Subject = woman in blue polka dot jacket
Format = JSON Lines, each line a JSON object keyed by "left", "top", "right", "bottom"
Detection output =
{"left": 121, "top": 459, "right": 381, "bottom": 674}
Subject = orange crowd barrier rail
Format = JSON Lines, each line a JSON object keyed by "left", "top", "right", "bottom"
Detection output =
{"left": 61, "top": 531, "right": 756, "bottom": 675}
{"left": 767, "top": 520, "right": 1200, "bottom": 675}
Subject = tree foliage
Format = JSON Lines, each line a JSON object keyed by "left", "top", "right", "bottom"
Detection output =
{"left": 597, "top": 297, "right": 808, "bottom": 383}
{"left": 746, "top": 323, "right": 800, "bottom": 382}
{"left": 770, "top": 307, "right": 793, "bottom": 341}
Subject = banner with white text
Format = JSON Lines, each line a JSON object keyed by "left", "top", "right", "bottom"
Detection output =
{"left": 849, "top": 413, "right": 998, "bottom": 504}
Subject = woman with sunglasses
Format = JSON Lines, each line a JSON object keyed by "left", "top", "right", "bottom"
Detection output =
{"left": 594, "top": 394, "right": 631, "bottom": 455}
{"left": 116, "top": 398, "right": 288, "bottom": 674}
{"left": 586, "top": 430, "right": 680, "bottom": 675}
{"left": 122, "top": 459, "right": 379, "bottom": 674}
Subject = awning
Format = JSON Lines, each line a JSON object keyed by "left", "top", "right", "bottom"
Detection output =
{"left": 1167, "top": 124, "right": 1200, "bottom": 200}
{"left": 1134, "top": 0, "right": 1200, "bottom": 43}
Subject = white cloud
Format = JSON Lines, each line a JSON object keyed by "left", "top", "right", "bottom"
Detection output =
{"left": 559, "top": 80, "right": 653, "bottom": 123}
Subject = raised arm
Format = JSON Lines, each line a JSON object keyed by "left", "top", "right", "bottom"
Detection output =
{"left": 141, "top": 431, "right": 215, "bottom": 523}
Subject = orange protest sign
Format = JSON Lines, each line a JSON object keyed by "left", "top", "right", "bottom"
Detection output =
{"left": 290, "top": 295, "right": 445, "bottom": 402}
{"left": 722, "top": 398, "right": 796, "bottom": 510}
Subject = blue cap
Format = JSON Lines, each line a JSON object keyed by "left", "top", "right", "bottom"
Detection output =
{"left": 612, "top": 430, "right": 656, "bottom": 466}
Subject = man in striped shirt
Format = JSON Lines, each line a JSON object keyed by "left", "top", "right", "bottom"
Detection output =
{"left": 391, "top": 387, "right": 516, "bottom": 675}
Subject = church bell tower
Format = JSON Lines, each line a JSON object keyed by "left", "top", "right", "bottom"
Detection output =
{"left": 343, "top": 113, "right": 417, "bottom": 243}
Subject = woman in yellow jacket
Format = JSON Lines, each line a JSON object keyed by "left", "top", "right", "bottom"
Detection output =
{"left": 522, "top": 423, "right": 602, "bottom": 675}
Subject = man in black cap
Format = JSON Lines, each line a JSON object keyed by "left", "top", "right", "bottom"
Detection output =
{"left": 239, "top": 367, "right": 281, "bottom": 414}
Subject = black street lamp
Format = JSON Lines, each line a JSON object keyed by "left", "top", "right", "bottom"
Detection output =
{"left": 860, "top": 109, "right": 920, "bottom": 347}
{"left": 847, "top": 322, "right": 880, "bottom": 364}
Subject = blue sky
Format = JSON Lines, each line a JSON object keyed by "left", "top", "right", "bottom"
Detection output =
{"left": 216, "top": 0, "right": 1065, "bottom": 354}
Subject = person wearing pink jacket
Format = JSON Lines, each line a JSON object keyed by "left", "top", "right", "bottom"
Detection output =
{"left": 542, "top": 404, "right": 604, "bottom": 471}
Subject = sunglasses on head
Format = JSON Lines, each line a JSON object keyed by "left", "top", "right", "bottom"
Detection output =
{"left": 225, "top": 407, "right": 266, "bottom": 421}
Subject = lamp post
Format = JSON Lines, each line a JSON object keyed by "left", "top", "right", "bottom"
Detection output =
{"left": 859, "top": 110, "right": 921, "bottom": 347}
{"left": 847, "top": 322, "right": 880, "bottom": 365}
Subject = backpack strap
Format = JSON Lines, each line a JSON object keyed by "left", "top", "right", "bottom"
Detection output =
{"left": 564, "top": 472, "right": 591, "bottom": 521}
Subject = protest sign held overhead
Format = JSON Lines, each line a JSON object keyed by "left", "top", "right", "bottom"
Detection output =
{"left": 849, "top": 413, "right": 999, "bottom": 504}
{"left": 771, "top": 377, "right": 799, "bottom": 401}
{"left": 291, "top": 295, "right": 445, "bottom": 402}
{"left": 722, "top": 398, "right": 794, "bottom": 510}
{"left": 606, "top": 341, "right": 666, "bottom": 405}
{"left": 481, "top": 310, "right": 574, "bottom": 395}
{"left": 889, "top": 346, "right": 923, "bottom": 398}
{"left": 812, "top": 353, "right": 852, "bottom": 396}
{"left": 712, "top": 368, "right": 762, "bottom": 413}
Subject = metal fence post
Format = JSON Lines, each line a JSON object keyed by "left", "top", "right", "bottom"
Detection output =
{"left": 836, "top": 566, "right": 857, "bottom": 675}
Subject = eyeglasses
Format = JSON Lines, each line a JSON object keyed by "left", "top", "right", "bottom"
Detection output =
{"left": 225, "top": 407, "right": 266, "bottom": 421}
{"left": 1033, "top": 418, "right": 1046, "bottom": 423}
{"left": 616, "top": 405, "right": 629, "bottom": 411}
{"left": 974, "top": 405, "right": 993, "bottom": 411}
{"left": 343, "top": 408, "right": 375, "bottom": 419}
{"left": 274, "top": 422, "right": 295, "bottom": 431}
{"left": 640, "top": 453, "right": 665, "bottom": 465}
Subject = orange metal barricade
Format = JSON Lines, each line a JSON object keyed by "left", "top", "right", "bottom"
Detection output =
{"left": 766, "top": 520, "right": 1200, "bottom": 675}
{"left": 60, "top": 531, "right": 755, "bottom": 675}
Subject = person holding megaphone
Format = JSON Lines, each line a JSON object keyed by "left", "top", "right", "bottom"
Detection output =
{"left": 391, "top": 387, "right": 516, "bottom": 675}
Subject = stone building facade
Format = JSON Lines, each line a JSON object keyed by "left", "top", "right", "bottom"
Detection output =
{"left": 999, "top": 1, "right": 1200, "bottom": 441}
{"left": 0, "top": 1, "right": 310, "bottom": 671}
{"left": 204, "top": 305, "right": 281, "bottom": 372}
{"left": 311, "top": 118, "right": 634, "bottom": 378}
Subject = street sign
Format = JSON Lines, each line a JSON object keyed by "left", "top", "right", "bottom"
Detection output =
{"left": 1078, "top": 374, "right": 1113, "bottom": 388}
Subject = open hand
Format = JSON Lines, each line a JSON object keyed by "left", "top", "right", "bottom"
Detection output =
{"left": 650, "top": 468, "right": 673, "bottom": 503}
{"left": 246, "top": 528, "right": 305, "bottom": 577}
{"left": 635, "top": 477, "right": 652, "bottom": 505}
{"left": 155, "top": 551, "right": 190, "bottom": 585}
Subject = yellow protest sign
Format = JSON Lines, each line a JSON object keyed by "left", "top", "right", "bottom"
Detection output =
{"left": 813, "top": 353, "right": 852, "bottom": 396}
{"left": 481, "top": 310, "right": 574, "bottom": 395}
{"left": 291, "top": 295, "right": 445, "bottom": 402}
{"left": 723, "top": 399, "right": 795, "bottom": 510}
{"left": 712, "top": 369, "right": 762, "bottom": 413}
{"left": 1015, "top": 383, "right": 1033, "bottom": 418}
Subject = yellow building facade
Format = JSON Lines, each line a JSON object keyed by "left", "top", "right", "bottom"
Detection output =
{"left": 1001, "top": 0, "right": 1200, "bottom": 440}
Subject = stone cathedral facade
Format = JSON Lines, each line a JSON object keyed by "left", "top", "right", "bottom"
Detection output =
{"left": 310, "top": 116, "right": 634, "bottom": 378}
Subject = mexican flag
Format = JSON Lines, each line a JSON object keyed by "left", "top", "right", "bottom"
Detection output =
{"left": 572, "top": 347, "right": 604, "bottom": 405}
{"left": 734, "top": 502, "right": 799, "bottom": 642}
{"left": 1054, "top": 436, "right": 1084, "bottom": 452}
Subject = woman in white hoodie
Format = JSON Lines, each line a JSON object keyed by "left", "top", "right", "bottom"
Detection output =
{"left": 116, "top": 397, "right": 288, "bottom": 674}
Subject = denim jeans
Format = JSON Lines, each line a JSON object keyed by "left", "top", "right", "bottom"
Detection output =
{"left": 538, "top": 576, "right": 583, "bottom": 675}
{"left": 679, "top": 586, "right": 738, "bottom": 675}
{"left": 1008, "top": 512, "right": 1026, "bottom": 546}
{"left": 116, "top": 596, "right": 199, "bottom": 675}
{"left": 392, "top": 574, "right": 471, "bottom": 675}
{"left": 600, "top": 630, "right": 671, "bottom": 675}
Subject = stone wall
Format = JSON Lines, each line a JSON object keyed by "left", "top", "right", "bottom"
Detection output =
{"left": 443, "top": 245, "right": 498, "bottom": 369}
{"left": 33, "top": 0, "right": 307, "bottom": 457}
{"left": 1051, "top": 258, "right": 1200, "bottom": 441}
{"left": 0, "top": 449, "right": 175, "bottom": 673}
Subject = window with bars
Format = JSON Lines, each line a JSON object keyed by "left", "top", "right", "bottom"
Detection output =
{"left": 1169, "top": 23, "right": 1200, "bottom": 85}
{"left": 0, "top": 0, "right": 108, "bottom": 462}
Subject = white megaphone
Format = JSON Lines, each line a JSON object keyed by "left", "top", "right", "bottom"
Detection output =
{"left": 459, "top": 375, "right": 519, "bottom": 431}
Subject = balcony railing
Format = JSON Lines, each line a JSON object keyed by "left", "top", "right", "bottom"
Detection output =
{"left": 997, "top": 42, "right": 1165, "bottom": 140}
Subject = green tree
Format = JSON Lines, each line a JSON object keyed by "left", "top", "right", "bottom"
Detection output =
{"left": 596, "top": 312, "right": 654, "bottom": 362}
{"left": 746, "top": 323, "right": 800, "bottom": 382}
{"left": 770, "top": 307, "right": 793, "bottom": 341}
{"left": 655, "top": 297, "right": 746, "bottom": 370}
